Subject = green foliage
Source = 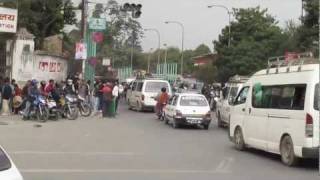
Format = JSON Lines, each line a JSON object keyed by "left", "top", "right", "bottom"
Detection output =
{"left": 3, "top": 0, "right": 77, "bottom": 49}
{"left": 214, "top": 7, "right": 288, "bottom": 82}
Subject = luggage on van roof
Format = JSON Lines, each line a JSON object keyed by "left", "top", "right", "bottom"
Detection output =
{"left": 228, "top": 75, "right": 249, "bottom": 83}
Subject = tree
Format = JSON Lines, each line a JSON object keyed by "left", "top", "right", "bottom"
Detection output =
{"left": 2, "top": 0, "right": 77, "bottom": 49}
{"left": 296, "top": 0, "right": 319, "bottom": 53}
{"left": 214, "top": 7, "right": 286, "bottom": 82}
{"left": 91, "top": 0, "right": 144, "bottom": 71}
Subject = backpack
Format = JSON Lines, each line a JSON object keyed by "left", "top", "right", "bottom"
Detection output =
{"left": 2, "top": 84, "right": 12, "bottom": 100}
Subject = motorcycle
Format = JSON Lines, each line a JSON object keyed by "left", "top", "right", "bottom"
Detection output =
{"left": 209, "top": 90, "right": 220, "bottom": 111}
{"left": 77, "top": 95, "right": 92, "bottom": 117}
{"left": 25, "top": 95, "right": 49, "bottom": 122}
{"left": 47, "top": 95, "right": 60, "bottom": 121}
{"left": 60, "top": 94, "right": 79, "bottom": 120}
{"left": 157, "top": 103, "right": 166, "bottom": 121}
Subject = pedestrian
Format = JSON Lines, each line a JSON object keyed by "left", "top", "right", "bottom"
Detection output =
{"left": 101, "top": 82, "right": 113, "bottom": 118}
{"left": 1, "top": 78, "right": 13, "bottom": 116}
{"left": 93, "top": 80, "right": 102, "bottom": 113}
{"left": 12, "top": 83, "right": 22, "bottom": 114}
{"left": 78, "top": 79, "right": 87, "bottom": 100}
{"left": 118, "top": 82, "right": 124, "bottom": 100}
{"left": 22, "top": 79, "right": 40, "bottom": 119}
{"left": 112, "top": 81, "right": 120, "bottom": 113}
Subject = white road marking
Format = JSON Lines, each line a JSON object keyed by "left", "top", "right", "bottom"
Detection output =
{"left": 215, "top": 157, "right": 234, "bottom": 173}
{"left": 20, "top": 168, "right": 230, "bottom": 174}
{"left": 9, "top": 151, "right": 137, "bottom": 156}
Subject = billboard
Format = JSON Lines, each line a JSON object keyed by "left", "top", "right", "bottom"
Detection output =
{"left": 0, "top": 7, "right": 18, "bottom": 33}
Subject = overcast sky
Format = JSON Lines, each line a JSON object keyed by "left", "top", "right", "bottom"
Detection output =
{"left": 73, "top": 0, "right": 302, "bottom": 52}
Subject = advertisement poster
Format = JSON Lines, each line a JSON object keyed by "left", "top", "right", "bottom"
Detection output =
{"left": 75, "top": 42, "right": 87, "bottom": 60}
{"left": 0, "top": 7, "right": 18, "bottom": 33}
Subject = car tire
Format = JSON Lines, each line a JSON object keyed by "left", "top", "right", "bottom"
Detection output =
{"left": 234, "top": 127, "right": 245, "bottom": 151}
{"left": 137, "top": 102, "right": 143, "bottom": 112}
{"left": 203, "top": 124, "right": 209, "bottom": 130}
{"left": 280, "top": 135, "right": 299, "bottom": 166}
{"left": 165, "top": 116, "right": 169, "bottom": 125}
{"left": 217, "top": 112, "right": 223, "bottom": 128}
{"left": 172, "top": 119, "right": 179, "bottom": 129}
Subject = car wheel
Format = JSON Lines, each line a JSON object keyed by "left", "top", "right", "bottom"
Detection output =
{"left": 164, "top": 115, "right": 169, "bottom": 125}
{"left": 172, "top": 119, "right": 179, "bottom": 129}
{"left": 280, "top": 135, "right": 299, "bottom": 166}
{"left": 217, "top": 112, "right": 223, "bottom": 128}
{"left": 137, "top": 102, "right": 143, "bottom": 112}
{"left": 234, "top": 127, "right": 245, "bottom": 151}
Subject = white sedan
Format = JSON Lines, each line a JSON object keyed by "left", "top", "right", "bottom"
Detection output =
{"left": 0, "top": 146, "right": 23, "bottom": 180}
{"left": 164, "top": 93, "right": 212, "bottom": 129}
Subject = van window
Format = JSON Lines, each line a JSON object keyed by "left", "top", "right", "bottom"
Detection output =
{"left": 136, "top": 82, "right": 143, "bottom": 92}
{"left": 314, "top": 83, "right": 319, "bottom": 110}
{"left": 234, "top": 87, "right": 249, "bottom": 105}
{"left": 145, "top": 82, "right": 169, "bottom": 93}
{"left": 180, "top": 96, "right": 208, "bottom": 106}
{"left": 252, "top": 84, "right": 306, "bottom": 110}
{"left": 222, "top": 87, "right": 230, "bottom": 99}
{"left": 229, "top": 87, "right": 239, "bottom": 98}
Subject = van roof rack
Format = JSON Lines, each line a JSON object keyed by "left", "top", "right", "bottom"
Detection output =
{"left": 267, "top": 52, "right": 318, "bottom": 74}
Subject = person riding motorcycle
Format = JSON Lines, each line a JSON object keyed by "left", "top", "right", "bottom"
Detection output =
{"left": 155, "top": 87, "right": 169, "bottom": 119}
{"left": 63, "top": 79, "right": 76, "bottom": 95}
{"left": 22, "top": 79, "right": 40, "bottom": 118}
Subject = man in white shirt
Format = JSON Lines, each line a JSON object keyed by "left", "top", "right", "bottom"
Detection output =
{"left": 112, "top": 81, "right": 119, "bottom": 113}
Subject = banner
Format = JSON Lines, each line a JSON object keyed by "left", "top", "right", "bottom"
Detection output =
{"left": 75, "top": 42, "right": 87, "bottom": 60}
{"left": 0, "top": 7, "right": 18, "bottom": 33}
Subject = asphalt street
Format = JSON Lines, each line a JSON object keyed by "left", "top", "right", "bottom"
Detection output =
{"left": 0, "top": 101, "right": 318, "bottom": 180}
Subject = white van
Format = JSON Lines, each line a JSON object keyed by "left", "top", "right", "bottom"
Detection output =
{"left": 229, "top": 57, "right": 319, "bottom": 166}
{"left": 216, "top": 75, "right": 248, "bottom": 127}
{"left": 128, "top": 79, "right": 171, "bottom": 111}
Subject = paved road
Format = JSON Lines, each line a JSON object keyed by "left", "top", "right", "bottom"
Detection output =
{"left": 0, "top": 102, "right": 318, "bottom": 180}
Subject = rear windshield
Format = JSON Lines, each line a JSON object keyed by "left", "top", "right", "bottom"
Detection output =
{"left": 314, "top": 83, "right": 319, "bottom": 110}
{"left": 180, "top": 96, "right": 208, "bottom": 106}
{"left": 0, "top": 148, "right": 11, "bottom": 171}
{"left": 145, "top": 82, "right": 169, "bottom": 93}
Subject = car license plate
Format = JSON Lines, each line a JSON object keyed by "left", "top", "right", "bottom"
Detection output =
{"left": 187, "top": 118, "right": 202, "bottom": 124}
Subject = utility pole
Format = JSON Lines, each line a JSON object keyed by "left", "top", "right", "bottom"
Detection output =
{"left": 81, "top": 0, "right": 87, "bottom": 78}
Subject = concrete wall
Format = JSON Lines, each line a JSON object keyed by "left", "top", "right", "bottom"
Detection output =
{"left": 7, "top": 34, "right": 68, "bottom": 85}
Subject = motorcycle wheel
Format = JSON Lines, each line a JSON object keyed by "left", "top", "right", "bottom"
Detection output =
{"left": 67, "top": 106, "right": 79, "bottom": 120}
{"left": 79, "top": 103, "right": 92, "bottom": 117}
{"left": 37, "top": 106, "right": 49, "bottom": 122}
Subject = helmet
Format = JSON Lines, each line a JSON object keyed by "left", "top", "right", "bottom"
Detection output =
{"left": 31, "top": 79, "right": 38, "bottom": 86}
{"left": 161, "top": 87, "right": 166, "bottom": 92}
{"left": 67, "top": 79, "right": 73, "bottom": 85}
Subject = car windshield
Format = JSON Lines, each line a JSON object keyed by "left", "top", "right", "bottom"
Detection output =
{"left": 145, "top": 82, "right": 169, "bottom": 92}
{"left": 180, "top": 96, "right": 208, "bottom": 106}
{"left": 0, "top": 148, "right": 11, "bottom": 171}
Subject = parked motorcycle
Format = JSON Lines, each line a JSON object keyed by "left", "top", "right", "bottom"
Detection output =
{"left": 60, "top": 94, "right": 79, "bottom": 120}
{"left": 77, "top": 95, "right": 92, "bottom": 117}
{"left": 47, "top": 96, "right": 60, "bottom": 121}
{"left": 25, "top": 95, "right": 49, "bottom": 122}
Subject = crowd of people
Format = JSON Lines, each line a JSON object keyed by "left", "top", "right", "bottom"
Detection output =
{"left": 0, "top": 76, "right": 125, "bottom": 119}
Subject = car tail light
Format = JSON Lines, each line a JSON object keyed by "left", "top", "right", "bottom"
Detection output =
{"left": 141, "top": 95, "right": 145, "bottom": 101}
{"left": 175, "top": 110, "right": 183, "bottom": 118}
{"left": 306, "top": 113, "right": 313, "bottom": 137}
